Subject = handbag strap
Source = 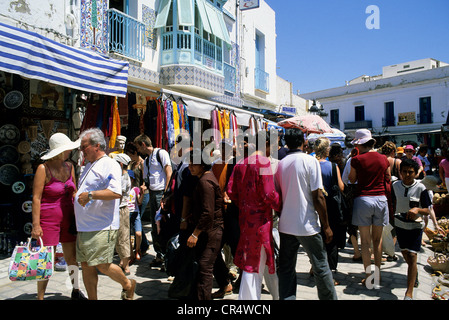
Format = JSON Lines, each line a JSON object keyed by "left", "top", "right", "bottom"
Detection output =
{"left": 27, "top": 236, "right": 44, "bottom": 252}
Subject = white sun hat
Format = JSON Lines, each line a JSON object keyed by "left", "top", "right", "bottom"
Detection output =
{"left": 351, "top": 129, "right": 375, "bottom": 145}
{"left": 114, "top": 153, "right": 131, "bottom": 166}
{"left": 41, "top": 132, "right": 80, "bottom": 160}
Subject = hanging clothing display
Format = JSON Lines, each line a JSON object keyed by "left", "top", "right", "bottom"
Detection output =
{"left": 108, "top": 97, "right": 121, "bottom": 149}
{"left": 249, "top": 116, "right": 257, "bottom": 136}
{"left": 230, "top": 111, "right": 238, "bottom": 145}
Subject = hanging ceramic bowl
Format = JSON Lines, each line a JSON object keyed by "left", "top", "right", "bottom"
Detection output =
{"left": 0, "top": 145, "right": 19, "bottom": 165}
{"left": 0, "top": 164, "right": 20, "bottom": 185}
{"left": 12, "top": 181, "right": 26, "bottom": 194}
{"left": 22, "top": 200, "right": 32, "bottom": 213}
{"left": 3, "top": 90, "right": 23, "bottom": 110}
{"left": 0, "top": 124, "right": 20, "bottom": 145}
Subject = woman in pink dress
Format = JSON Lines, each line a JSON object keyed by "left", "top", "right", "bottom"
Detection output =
{"left": 227, "top": 133, "right": 281, "bottom": 300}
{"left": 31, "top": 133, "right": 86, "bottom": 300}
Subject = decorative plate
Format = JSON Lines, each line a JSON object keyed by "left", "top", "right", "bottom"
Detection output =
{"left": 23, "top": 222, "right": 33, "bottom": 235}
{"left": 12, "top": 181, "right": 25, "bottom": 194}
{"left": 0, "top": 164, "right": 20, "bottom": 186}
{"left": 0, "top": 145, "right": 19, "bottom": 165}
{"left": 0, "top": 124, "right": 20, "bottom": 145}
{"left": 17, "top": 140, "right": 31, "bottom": 154}
{"left": 22, "top": 200, "right": 32, "bottom": 213}
{"left": 3, "top": 90, "right": 23, "bottom": 109}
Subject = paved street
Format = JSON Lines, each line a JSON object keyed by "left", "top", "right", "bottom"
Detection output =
{"left": 0, "top": 222, "right": 445, "bottom": 301}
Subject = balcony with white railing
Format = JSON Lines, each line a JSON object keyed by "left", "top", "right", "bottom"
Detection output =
{"left": 108, "top": 8, "right": 145, "bottom": 62}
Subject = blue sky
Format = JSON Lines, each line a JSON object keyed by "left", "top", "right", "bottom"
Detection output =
{"left": 264, "top": 0, "right": 449, "bottom": 94}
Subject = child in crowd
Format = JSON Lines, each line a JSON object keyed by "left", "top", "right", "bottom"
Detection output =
{"left": 128, "top": 170, "right": 144, "bottom": 261}
{"left": 114, "top": 154, "right": 132, "bottom": 275}
{"left": 392, "top": 158, "right": 431, "bottom": 300}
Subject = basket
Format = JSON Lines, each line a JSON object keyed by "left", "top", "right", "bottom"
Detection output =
{"left": 428, "top": 254, "right": 449, "bottom": 273}
{"left": 431, "top": 241, "right": 447, "bottom": 252}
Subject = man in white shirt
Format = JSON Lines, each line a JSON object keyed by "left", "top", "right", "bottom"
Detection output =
{"left": 134, "top": 134, "right": 172, "bottom": 268}
{"left": 75, "top": 128, "right": 136, "bottom": 300}
{"left": 274, "top": 128, "right": 337, "bottom": 300}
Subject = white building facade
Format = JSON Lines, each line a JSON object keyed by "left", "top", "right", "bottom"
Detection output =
{"left": 301, "top": 59, "right": 449, "bottom": 149}
{"left": 0, "top": 0, "right": 281, "bottom": 128}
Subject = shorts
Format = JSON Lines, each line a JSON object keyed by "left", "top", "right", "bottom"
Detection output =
{"left": 116, "top": 206, "right": 130, "bottom": 259}
{"left": 352, "top": 196, "right": 389, "bottom": 227}
{"left": 395, "top": 227, "right": 423, "bottom": 254}
{"left": 130, "top": 211, "right": 142, "bottom": 234}
{"left": 76, "top": 229, "right": 117, "bottom": 266}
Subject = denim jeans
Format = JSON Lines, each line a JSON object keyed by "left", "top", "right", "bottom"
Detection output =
{"left": 150, "top": 190, "right": 164, "bottom": 259}
{"left": 278, "top": 232, "right": 337, "bottom": 300}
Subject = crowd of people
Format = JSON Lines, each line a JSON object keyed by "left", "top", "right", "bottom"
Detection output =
{"left": 30, "top": 125, "right": 449, "bottom": 300}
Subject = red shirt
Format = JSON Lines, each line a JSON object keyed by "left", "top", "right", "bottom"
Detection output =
{"left": 351, "top": 151, "right": 389, "bottom": 197}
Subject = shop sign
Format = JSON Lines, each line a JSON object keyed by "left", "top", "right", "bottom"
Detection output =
{"left": 240, "top": 0, "right": 260, "bottom": 10}
{"left": 281, "top": 106, "right": 296, "bottom": 115}
{"left": 397, "top": 112, "right": 416, "bottom": 126}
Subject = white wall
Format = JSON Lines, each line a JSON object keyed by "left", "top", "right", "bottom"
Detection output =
{"left": 239, "top": 0, "right": 277, "bottom": 106}
{"left": 0, "top": 0, "right": 78, "bottom": 45}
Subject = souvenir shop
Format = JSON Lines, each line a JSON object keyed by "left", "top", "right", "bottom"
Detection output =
{"left": 0, "top": 21, "right": 274, "bottom": 256}
{"left": 0, "top": 74, "right": 271, "bottom": 255}
{"left": 0, "top": 21, "right": 129, "bottom": 255}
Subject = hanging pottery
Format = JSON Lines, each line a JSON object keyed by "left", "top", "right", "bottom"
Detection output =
{"left": 0, "top": 124, "right": 20, "bottom": 145}
{"left": 3, "top": 90, "right": 23, "bottom": 110}
{"left": 40, "top": 120, "right": 54, "bottom": 140}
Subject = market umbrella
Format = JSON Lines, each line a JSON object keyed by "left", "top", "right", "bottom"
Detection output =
{"left": 277, "top": 115, "right": 333, "bottom": 134}
{"left": 307, "top": 128, "right": 346, "bottom": 148}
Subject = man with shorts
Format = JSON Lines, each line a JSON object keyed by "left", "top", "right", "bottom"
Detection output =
{"left": 75, "top": 128, "right": 136, "bottom": 300}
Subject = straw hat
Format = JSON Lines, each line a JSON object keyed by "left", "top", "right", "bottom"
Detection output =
{"left": 41, "top": 133, "right": 80, "bottom": 160}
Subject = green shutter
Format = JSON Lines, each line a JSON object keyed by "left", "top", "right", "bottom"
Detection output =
{"left": 178, "top": 0, "right": 194, "bottom": 26}
{"left": 195, "top": 0, "right": 212, "bottom": 34}
{"left": 154, "top": 0, "right": 173, "bottom": 29}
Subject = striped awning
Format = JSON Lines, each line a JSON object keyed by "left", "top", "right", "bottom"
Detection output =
{"left": 0, "top": 22, "right": 128, "bottom": 97}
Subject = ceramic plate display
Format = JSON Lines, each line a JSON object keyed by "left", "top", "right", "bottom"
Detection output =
{"left": 0, "top": 145, "right": 19, "bottom": 165}
{"left": 12, "top": 181, "right": 26, "bottom": 194}
{"left": 0, "top": 164, "right": 20, "bottom": 185}
{"left": 23, "top": 222, "right": 33, "bottom": 235}
{"left": 3, "top": 90, "right": 23, "bottom": 109}
{"left": 22, "top": 200, "right": 32, "bottom": 213}
{"left": 0, "top": 124, "right": 20, "bottom": 145}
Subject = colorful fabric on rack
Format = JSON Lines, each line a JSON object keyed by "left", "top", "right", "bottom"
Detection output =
{"left": 173, "top": 100, "right": 180, "bottom": 139}
{"left": 211, "top": 109, "right": 220, "bottom": 146}
{"left": 222, "top": 110, "right": 230, "bottom": 139}
{"left": 249, "top": 116, "right": 257, "bottom": 136}
{"left": 165, "top": 99, "right": 175, "bottom": 150}
{"left": 156, "top": 99, "right": 163, "bottom": 149}
{"left": 183, "top": 103, "right": 190, "bottom": 134}
{"left": 230, "top": 111, "right": 238, "bottom": 145}
{"left": 217, "top": 110, "right": 224, "bottom": 139}
{"left": 109, "top": 97, "right": 121, "bottom": 149}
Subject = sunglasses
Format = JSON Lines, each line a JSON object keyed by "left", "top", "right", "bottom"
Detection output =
{"left": 405, "top": 150, "right": 414, "bottom": 153}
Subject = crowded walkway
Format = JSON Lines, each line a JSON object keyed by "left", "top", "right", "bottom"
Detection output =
{"left": 0, "top": 221, "right": 439, "bottom": 300}
{"left": 2, "top": 128, "right": 448, "bottom": 302}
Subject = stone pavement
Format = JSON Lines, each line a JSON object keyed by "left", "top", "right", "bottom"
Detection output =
{"left": 0, "top": 222, "right": 445, "bottom": 301}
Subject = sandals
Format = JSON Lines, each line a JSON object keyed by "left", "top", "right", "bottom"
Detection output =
{"left": 121, "top": 279, "right": 137, "bottom": 300}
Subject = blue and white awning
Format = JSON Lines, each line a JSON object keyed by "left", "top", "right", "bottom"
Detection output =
{"left": 0, "top": 22, "right": 128, "bottom": 97}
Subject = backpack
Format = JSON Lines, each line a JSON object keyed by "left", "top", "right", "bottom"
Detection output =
{"left": 329, "top": 162, "right": 349, "bottom": 225}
